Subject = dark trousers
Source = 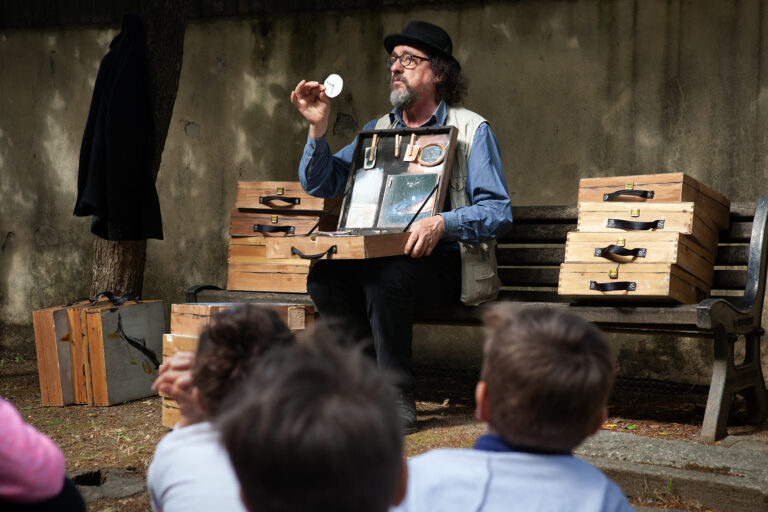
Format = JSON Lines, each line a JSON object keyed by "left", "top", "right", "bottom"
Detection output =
{"left": 307, "top": 250, "right": 461, "bottom": 390}
{"left": 0, "top": 478, "right": 86, "bottom": 512}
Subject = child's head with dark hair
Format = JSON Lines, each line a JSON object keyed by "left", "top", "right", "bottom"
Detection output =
{"left": 479, "top": 306, "right": 615, "bottom": 452}
{"left": 218, "top": 339, "right": 406, "bottom": 512}
{"left": 191, "top": 304, "right": 295, "bottom": 418}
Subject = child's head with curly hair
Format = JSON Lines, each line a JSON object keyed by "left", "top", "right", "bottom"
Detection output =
{"left": 191, "top": 304, "right": 296, "bottom": 418}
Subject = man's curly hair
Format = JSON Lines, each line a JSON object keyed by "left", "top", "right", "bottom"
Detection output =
{"left": 430, "top": 54, "right": 468, "bottom": 106}
{"left": 192, "top": 304, "right": 296, "bottom": 418}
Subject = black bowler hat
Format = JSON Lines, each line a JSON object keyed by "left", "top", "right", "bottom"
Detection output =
{"left": 384, "top": 20, "right": 460, "bottom": 68}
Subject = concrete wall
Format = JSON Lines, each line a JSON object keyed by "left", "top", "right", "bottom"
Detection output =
{"left": 3, "top": 1, "right": 768, "bottom": 383}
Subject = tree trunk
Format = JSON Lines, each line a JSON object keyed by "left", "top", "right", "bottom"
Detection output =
{"left": 90, "top": 238, "right": 147, "bottom": 297}
{"left": 89, "top": 1, "right": 187, "bottom": 298}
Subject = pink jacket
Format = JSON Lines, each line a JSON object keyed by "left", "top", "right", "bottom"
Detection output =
{"left": 0, "top": 396, "right": 65, "bottom": 503}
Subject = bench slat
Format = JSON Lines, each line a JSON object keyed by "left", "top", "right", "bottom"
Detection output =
{"left": 497, "top": 247, "right": 564, "bottom": 266}
{"left": 499, "top": 224, "right": 576, "bottom": 244}
{"left": 714, "top": 245, "right": 749, "bottom": 265}
{"left": 712, "top": 269, "right": 746, "bottom": 289}
{"left": 498, "top": 267, "right": 559, "bottom": 287}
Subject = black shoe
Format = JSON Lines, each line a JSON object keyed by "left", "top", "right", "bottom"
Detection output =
{"left": 399, "top": 392, "right": 418, "bottom": 435}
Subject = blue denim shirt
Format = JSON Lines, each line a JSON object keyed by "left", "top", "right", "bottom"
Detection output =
{"left": 299, "top": 101, "right": 513, "bottom": 243}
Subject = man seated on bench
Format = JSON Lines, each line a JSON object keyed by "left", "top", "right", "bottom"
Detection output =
{"left": 393, "top": 306, "right": 634, "bottom": 511}
{"left": 290, "top": 19, "right": 513, "bottom": 434}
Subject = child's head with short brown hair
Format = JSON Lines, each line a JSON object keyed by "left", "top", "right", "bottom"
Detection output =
{"left": 218, "top": 339, "right": 406, "bottom": 512}
{"left": 191, "top": 304, "right": 295, "bottom": 418}
{"left": 478, "top": 306, "right": 615, "bottom": 452}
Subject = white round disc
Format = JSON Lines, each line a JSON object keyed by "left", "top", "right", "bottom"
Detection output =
{"left": 323, "top": 74, "right": 343, "bottom": 98}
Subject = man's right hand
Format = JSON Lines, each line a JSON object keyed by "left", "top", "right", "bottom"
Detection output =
{"left": 291, "top": 79, "right": 331, "bottom": 139}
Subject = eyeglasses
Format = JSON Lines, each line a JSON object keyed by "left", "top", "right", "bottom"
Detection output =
{"left": 385, "top": 53, "right": 431, "bottom": 69}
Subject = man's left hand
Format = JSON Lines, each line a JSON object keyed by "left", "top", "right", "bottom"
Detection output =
{"left": 404, "top": 215, "right": 444, "bottom": 258}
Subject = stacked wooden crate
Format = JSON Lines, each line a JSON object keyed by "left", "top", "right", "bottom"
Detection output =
{"left": 558, "top": 173, "right": 730, "bottom": 303}
{"left": 227, "top": 181, "right": 338, "bottom": 293}
{"left": 33, "top": 299, "right": 164, "bottom": 406}
{"left": 161, "top": 302, "right": 315, "bottom": 427}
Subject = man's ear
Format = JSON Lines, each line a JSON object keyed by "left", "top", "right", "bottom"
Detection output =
{"left": 475, "top": 381, "right": 490, "bottom": 423}
{"left": 391, "top": 457, "right": 409, "bottom": 506}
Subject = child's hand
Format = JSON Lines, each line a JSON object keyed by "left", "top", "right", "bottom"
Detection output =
{"left": 153, "top": 352, "right": 205, "bottom": 426}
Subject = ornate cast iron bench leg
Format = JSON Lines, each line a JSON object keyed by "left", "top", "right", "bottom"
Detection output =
{"left": 701, "top": 325, "right": 768, "bottom": 442}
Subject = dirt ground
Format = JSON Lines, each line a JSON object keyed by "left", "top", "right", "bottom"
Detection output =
{"left": 2, "top": 358, "right": 765, "bottom": 511}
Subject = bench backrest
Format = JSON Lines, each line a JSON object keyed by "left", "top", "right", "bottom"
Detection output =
{"left": 496, "top": 203, "right": 756, "bottom": 302}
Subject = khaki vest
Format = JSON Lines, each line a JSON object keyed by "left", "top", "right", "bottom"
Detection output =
{"left": 375, "top": 107, "right": 501, "bottom": 305}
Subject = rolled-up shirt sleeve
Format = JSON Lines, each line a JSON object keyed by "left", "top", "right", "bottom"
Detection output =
{"left": 440, "top": 123, "right": 514, "bottom": 243}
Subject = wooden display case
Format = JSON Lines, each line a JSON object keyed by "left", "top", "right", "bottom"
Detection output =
{"left": 266, "top": 126, "right": 458, "bottom": 261}
{"left": 577, "top": 172, "right": 730, "bottom": 230}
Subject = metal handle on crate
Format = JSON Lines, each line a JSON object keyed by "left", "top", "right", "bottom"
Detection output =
{"left": 606, "top": 218, "right": 664, "bottom": 230}
{"left": 590, "top": 281, "right": 637, "bottom": 292}
{"left": 594, "top": 245, "right": 647, "bottom": 258}
{"left": 291, "top": 245, "right": 337, "bottom": 260}
{"left": 602, "top": 189, "right": 655, "bottom": 201}
{"left": 253, "top": 224, "right": 296, "bottom": 235}
{"left": 89, "top": 291, "right": 139, "bottom": 306}
{"left": 259, "top": 195, "right": 301, "bottom": 206}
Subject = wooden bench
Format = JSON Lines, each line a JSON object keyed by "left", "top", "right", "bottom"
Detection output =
{"left": 187, "top": 197, "right": 768, "bottom": 441}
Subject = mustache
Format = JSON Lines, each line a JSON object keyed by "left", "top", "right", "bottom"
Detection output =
{"left": 391, "top": 73, "right": 407, "bottom": 86}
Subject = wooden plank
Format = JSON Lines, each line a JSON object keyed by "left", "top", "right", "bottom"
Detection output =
{"left": 170, "top": 304, "right": 234, "bottom": 335}
{"left": 498, "top": 267, "right": 560, "bottom": 287}
{"left": 712, "top": 269, "right": 747, "bottom": 290}
{"left": 497, "top": 247, "right": 564, "bottom": 266}
{"left": 162, "top": 333, "right": 199, "bottom": 358}
{"left": 509, "top": 205, "right": 578, "bottom": 222}
{"left": 499, "top": 223, "right": 576, "bottom": 244}
{"left": 721, "top": 221, "right": 754, "bottom": 243}
{"left": 86, "top": 308, "right": 108, "bottom": 406}
{"left": 32, "top": 308, "right": 58, "bottom": 405}
{"left": 161, "top": 398, "right": 181, "bottom": 428}
{"left": 66, "top": 306, "right": 90, "bottom": 404}
{"left": 714, "top": 245, "right": 749, "bottom": 265}
{"left": 191, "top": 289, "right": 314, "bottom": 305}
{"left": 227, "top": 271, "right": 308, "bottom": 293}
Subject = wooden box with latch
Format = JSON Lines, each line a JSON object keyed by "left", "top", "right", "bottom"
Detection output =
{"left": 576, "top": 201, "right": 719, "bottom": 256}
{"left": 577, "top": 172, "right": 730, "bottom": 230}
{"left": 235, "top": 180, "right": 340, "bottom": 213}
{"left": 563, "top": 231, "right": 715, "bottom": 286}
{"left": 266, "top": 126, "right": 458, "bottom": 261}
{"left": 558, "top": 262, "right": 710, "bottom": 303}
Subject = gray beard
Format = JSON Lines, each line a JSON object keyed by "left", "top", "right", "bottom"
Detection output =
{"left": 389, "top": 83, "right": 417, "bottom": 110}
